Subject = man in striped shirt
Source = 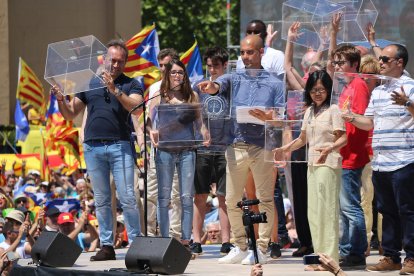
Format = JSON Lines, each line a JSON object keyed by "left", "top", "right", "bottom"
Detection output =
{"left": 347, "top": 44, "right": 414, "bottom": 274}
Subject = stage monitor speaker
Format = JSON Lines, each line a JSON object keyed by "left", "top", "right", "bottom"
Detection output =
{"left": 31, "top": 231, "right": 82, "bottom": 267}
{"left": 125, "top": 237, "right": 191, "bottom": 275}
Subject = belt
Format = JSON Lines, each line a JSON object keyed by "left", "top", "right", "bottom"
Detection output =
{"left": 89, "top": 139, "right": 118, "bottom": 144}
{"left": 231, "top": 142, "right": 250, "bottom": 149}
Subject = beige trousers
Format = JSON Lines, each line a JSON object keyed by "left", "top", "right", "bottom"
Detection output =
{"left": 225, "top": 144, "right": 276, "bottom": 252}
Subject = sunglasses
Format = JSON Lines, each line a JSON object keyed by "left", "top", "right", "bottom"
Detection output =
{"left": 332, "top": 60, "right": 348, "bottom": 66}
{"left": 246, "top": 30, "right": 262, "bottom": 35}
{"left": 379, "top": 56, "right": 398, "bottom": 63}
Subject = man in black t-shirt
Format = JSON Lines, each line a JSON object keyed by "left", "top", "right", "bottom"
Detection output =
{"left": 52, "top": 40, "right": 143, "bottom": 261}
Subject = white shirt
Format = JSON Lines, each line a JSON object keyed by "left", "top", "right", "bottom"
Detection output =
{"left": 0, "top": 240, "right": 30, "bottom": 259}
{"left": 365, "top": 75, "right": 414, "bottom": 171}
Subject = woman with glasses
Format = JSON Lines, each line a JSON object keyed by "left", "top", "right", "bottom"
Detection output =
{"left": 147, "top": 59, "right": 202, "bottom": 251}
{"left": 273, "top": 70, "right": 347, "bottom": 270}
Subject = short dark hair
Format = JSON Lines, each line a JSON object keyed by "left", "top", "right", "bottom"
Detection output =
{"left": 392, "top": 44, "right": 409, "bottom": 68}
{"left": 304, "top": 70, "right": 333, "bottom": 107}
{"left": 3, "top": 221, "right": 14, "bottom": 239}
{"left": 107, "top": 39, "right": 128, "bottom": 61}
{"left": 247, "top": 19, "right": 267, "bottom": 43}
{"left": 203, "top": 46, "right": 229, "bottom": 65}
{"left": 333, "top": 45, "right": 361, "bottom": 71}
{"left": 157, "top": 48, "right": 179, "bottom": 61}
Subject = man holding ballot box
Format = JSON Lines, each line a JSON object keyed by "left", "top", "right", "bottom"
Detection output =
{"left": 198, "top": 35, "right": 285, "bottom": 265}
{"left": 51, "top": 40, "right": 143, "bottom": 262}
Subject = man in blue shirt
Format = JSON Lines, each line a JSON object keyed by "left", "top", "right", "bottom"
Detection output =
{"left": 198, "top": 35, "right": 285, "bottom": 265}
{"left": 52, "top": 40, "right": 143, "bottom": 261}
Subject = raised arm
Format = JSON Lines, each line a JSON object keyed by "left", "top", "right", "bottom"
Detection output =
{"left": 367, "top": 23, "right": 381, "bottom": 59}
{"left": 284, "top": 22, "right": 306, "bottom": 90}
{"left": 327, "top": 12, "right": 343, "bottom": 77}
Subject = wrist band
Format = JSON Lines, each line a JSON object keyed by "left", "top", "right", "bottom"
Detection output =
{"left": 334, "top": 268, "right": 342, "bottom": 276}
{"left": 349, "top": 117, "right": 355, "bottom": 123}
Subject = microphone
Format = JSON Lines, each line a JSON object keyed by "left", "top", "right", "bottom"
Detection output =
{"left": 129, "top": 81, "right": 184, "bottom": 113}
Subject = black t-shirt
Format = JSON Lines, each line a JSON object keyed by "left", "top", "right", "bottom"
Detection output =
{"left": 77, "top": 74, "right": 143, "bottom": 142}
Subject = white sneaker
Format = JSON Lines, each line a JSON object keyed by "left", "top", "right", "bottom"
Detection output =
{"left": 241, "top": 249, "right": 267, "bottom": 265}
{"left": 218, "top": 246, "right": 249, "bottom": 264}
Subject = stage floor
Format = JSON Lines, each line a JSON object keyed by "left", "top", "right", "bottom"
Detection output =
{"left": 18, "top": 244, "right": 400, "bottom": 275}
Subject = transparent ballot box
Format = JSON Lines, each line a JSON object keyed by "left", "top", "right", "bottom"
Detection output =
{"left": 331, "top": 72, "right": 399, "bottom": 114}
{"left": 287, "top": 90, "right": 306, "bottom": 122}
{"left": 282, "top": 0, "right": 346, "bottom": 50}
{"left": 44, "top": 35, "right": 110, "bottom": 95}
{"left": 330, "top": 0, "right": 378, "bottom": 43}
{"left": 264, "top": 120, "right": 308, "bottom": 164}
{"left": 282, "top": 0, "right": 377, "bottom": 49}
{"left": 154, "top": 103, "right": 206, "bottom": 149}
{"left": 230, "top": 69, "right": 286, "bottom": 119}
{"left": 197, "top": 117, "right": 232, "bottom": 155}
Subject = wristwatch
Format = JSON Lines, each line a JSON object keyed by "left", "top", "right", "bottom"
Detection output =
{"left": 114, "top": 87, "right": 123, "bottom": 97}
{"left": 405, "top": 100, "right": 412, "bottom": 108}
{"left": 371, "top": 43, "right": 380, "bottom": 48}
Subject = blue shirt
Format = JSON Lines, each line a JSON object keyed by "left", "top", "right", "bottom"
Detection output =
{"left": 215, "top": 69, "right": 285, "bottom": 148}
{"left": 77, "top": 74, "right": 143, "bottom": 142}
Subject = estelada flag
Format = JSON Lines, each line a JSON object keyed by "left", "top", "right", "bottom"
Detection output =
{"left": 16, "top": 57, "right": 45, "bottom": 112}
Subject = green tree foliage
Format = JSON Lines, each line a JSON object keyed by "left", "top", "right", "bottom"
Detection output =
{"left": 142, "top": 0, "right": 240, "bottom": 60}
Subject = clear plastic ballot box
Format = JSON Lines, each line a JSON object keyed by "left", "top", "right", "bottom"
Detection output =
{"left": 44, "top": 35, "right": 110, "bottom": 95}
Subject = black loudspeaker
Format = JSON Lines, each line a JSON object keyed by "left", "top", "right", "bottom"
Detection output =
{"left": 31, "top": 231, "right": 82, "bottom": 267}
{"left": 125, "top": 237, "right": 191, "bottom": 274}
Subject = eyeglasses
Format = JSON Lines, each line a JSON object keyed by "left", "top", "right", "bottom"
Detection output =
{"left": 246, "top": 30, "right": 261, "bottom": 35}
{"left": 170, "top": 70, "right": 184, "bottom": 76}
{"left": 378, "top": 56, "right": 398, "bottom": 63}
{"left": 332, "top": 60, "right": 348, "bottom": 66}
{"left": 310, "top": 88, "right": 327, "bottom": 94}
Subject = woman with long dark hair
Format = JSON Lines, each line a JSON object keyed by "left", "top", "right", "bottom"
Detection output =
{"left": 274, "top": 70, "right": 347, "bottom": 270}
{"left": 147, "top": 59, "right": 201, "bottom": 249}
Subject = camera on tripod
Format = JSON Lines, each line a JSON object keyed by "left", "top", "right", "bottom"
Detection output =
{"left": 237, "top": 199, "right": 267, "bottom": 226}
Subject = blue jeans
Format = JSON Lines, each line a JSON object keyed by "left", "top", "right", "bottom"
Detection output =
{"left": 373, "top": 162, "right": 414, "bottom": 262}
{"left": 156, "top": 149, "right": 195, "bottom": 241}
{"left": 83, "top": 141, "right": 141, "bottom": 245}
{"left": 339, "top": 168, "right": 367, "bottom": 257}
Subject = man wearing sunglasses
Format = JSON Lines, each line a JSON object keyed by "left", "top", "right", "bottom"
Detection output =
{"left": 347, "top": 44, "right": 414, "bottom": 274}
{"left": 332, "top": 45, "right": 370, "bottom": 270}
{"left": 236, "top": 19, "right": 285, "bottom": 77}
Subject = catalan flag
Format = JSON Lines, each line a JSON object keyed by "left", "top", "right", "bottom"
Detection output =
{"left": 180, "top": 40, "right": 203, "bottom": 85}
{"left": 124, "top": 24, "right": 160, "bottom": 79}
{"left": 16, "top": 58, "right": 45, "bottom": 112}
{"left": 45, "top": 93, "right": 80, "bottom": 163}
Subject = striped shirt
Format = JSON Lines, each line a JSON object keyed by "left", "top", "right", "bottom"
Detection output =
{"left": 365, "top": 75, "right": 414, "bottom": 172}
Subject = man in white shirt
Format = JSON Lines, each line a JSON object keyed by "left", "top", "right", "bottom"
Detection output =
{"left": 236, "top": 19, "right": 285, "bottom": 77}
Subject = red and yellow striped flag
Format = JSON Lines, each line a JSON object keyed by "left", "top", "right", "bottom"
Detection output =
{"left": 16, "top": 58, "right": 45, "bottom": 112}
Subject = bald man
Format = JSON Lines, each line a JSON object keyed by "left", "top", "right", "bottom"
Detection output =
{"left": 198, "top": 35, "right": 285, "bottom": 265}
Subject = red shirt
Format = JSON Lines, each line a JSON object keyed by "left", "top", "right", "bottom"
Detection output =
{"left": 339, "top": 77, "right": 371, "bottom": 169}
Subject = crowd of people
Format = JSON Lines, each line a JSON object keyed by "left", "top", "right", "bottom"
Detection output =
{"left": 0, "top": 12, "right": 413, "bottom": 276}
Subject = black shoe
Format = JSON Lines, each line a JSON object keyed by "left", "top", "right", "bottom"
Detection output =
{"left": 278, "top": 235, "right": 291, "bottom": 249}
{"left": 90, "top": 245, "right": 116, "bottom": 261}
{"left": 292, "top": 246, "right": 314, "bottom": 257}
{"left": 190, "top": 242, "right": 203, "bottom": 255}
{"left": 339, "top": 255, "right": 366, "bottom": 270}
{"left": 220, "top": 242, "right": 234, "bottom": 255}
{"left": 269, "top": 242, "right": 282, "bottom": 259}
